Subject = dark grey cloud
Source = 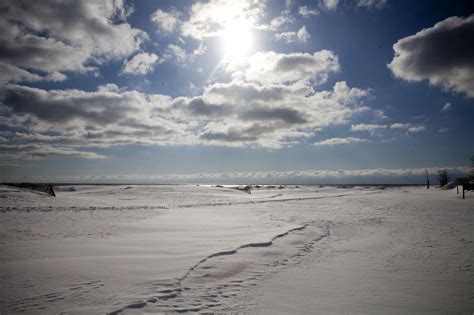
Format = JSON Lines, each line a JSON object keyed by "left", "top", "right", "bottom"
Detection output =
{"left": 178, "top": 82, "right": 308, "bottom": 125}
{"left": 1, "top": 85, "right": 140, "bottom": 125}
{"left": 173, "top": 82, "right": 308, "bottom": 125}
{"left": 199, "top": 122, "right": 286, "bottom": 143}
{"left": 0, "top": 0, "right": 146, "bottom": 83}
{"left": 198, "top": 120, "right": 304, "bottom": 148}
{"left": 0, "top": 84, "right": 185, "bottom": 160}
{"left": 239, "top": 107, "right": 307, "bottom": 124}
{"left": 0, "top": 63, "right": 65, "bottom": 84}
{"left": 0, "top": 143, "right": 104, "bottom": 160}
{"left": 388, "top": 15, "right": 474, "bottom": 97}
{"left": 172, "top": 97, "right": 232, "bottom": 118}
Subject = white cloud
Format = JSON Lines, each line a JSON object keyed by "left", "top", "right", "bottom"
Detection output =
{"left": 193, "top": 42, "right": 207, "bottom": 56}
{"left": 97, "top": 84, "right": 120, "bottom": 93}
{"left": 299, "top": 6, "right": 318, "bottom": 18}
{"left": 407, "top": 125, "right": 426, "bottom": 133}
{"left": 265, "top": 14, "right": 295, "bottom": 31}
{"left": 0, "top": 0, "right": 147, "bottom": 83}
{"left": 297, "top": 26, "right": 311, "bottom": 43}
{"left": 357, "top": 0, "right": 387, "bottom": 9}
{"left": 314, "top": 137, "right": 367, "bottom": 146}
{"left": 275, "top": 31, "right": 297, "bottom": 43}
{"left": 332, "top": 81, "right": 369, "bottom": 102}
{"left": 165, "top": 44, "right": 188, "bottom": 63}
{"left": 180, "top": 0, "right": 265, "bottom": 39}
{"left": 150, "top": 9, "right": 182, "bottom": 33}
{"left": 373, "top": 109, "right": 388, "bottom": 120}
{"left": 226, "top": 50, "right": 340, "bottom": 84}
{"left": 274, "top": 26, "right": 311, "bottom": 44}
{"left": 388, "top": 15, "right": 474, "bottom": 98}
{"left": 321, "top": 0, "right": 340, "bottom": 11}
{"left": 350, "top": 124, "right": 387, "bottom": 132}
{"left": 438, "top": 128, "right": 448, "bottom": 133}
{"left": 162, "top": 42, "right": 205, "bottom": 65}
{"left": 352, "top": 122, "right": 427, "bottom": 136}
{"left": 441, "top": 102, "right": 452, "bottom": 112}
{"left": 390, "top": 123, "right": 411, "bottom": 129}
{"left": 121, "top": 52, "right": 159, "bottom": 75}
{"left": 390, "top": 123, "right": 426, "bottom": 133}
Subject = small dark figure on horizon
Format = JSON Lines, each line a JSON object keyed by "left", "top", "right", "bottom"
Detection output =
{"left": 46, "top": 184, "right": 56, "bottom": 197}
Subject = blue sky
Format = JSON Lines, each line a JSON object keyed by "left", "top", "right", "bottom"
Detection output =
{"left": 0, "top": 0, "right": 473, "bottom": 183}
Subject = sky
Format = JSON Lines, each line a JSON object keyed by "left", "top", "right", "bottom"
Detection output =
{"left": 0, "top": 0, "right": 473, "bottom": 184}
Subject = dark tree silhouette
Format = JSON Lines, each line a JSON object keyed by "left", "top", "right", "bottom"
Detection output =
{"left": 438, "top": 169, "right": 449, "bottom": 186}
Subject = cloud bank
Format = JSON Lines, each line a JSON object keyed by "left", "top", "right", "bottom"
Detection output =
{"left": 0, "top": 46, "right": 372, "bottom": 159}
{"left": 0, "top": 0, "right": 431, "bottom": 163}
{"left": 2, "top": 167, "right": 470, "bottom": 184}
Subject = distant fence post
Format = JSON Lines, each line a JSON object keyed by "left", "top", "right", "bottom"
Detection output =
{"left": 457, "top": 178, "right": 470, "bottom": 199}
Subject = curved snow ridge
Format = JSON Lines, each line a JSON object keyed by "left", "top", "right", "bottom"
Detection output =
{"left": 179, "top": 224, "right": 308, "bottom": 282}
{"left": 108, "top": 224, "right": 331, "bottom": 314}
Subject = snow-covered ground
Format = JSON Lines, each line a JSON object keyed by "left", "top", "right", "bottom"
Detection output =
{"left": 0, "top": 184, "right": 472, "bottom": 313}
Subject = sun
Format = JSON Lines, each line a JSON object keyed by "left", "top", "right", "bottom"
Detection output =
{"left": 221, "top": 19, "right": 253, "bottom": 59}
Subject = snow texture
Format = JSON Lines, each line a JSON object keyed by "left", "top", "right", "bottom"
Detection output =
{"left": 0, "top": 184, "right": 472, "bottom": 313}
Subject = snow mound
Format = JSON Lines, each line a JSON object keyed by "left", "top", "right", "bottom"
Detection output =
{"left": 440, "top": 181, "right": 457, "bottom": 190}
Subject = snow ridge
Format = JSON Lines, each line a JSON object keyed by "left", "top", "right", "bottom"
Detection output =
{"left": 109, "top": 223, "right": 331, "bottom": 314}
{"left": 179, "top": 224, "right": 309, "bottom": 282}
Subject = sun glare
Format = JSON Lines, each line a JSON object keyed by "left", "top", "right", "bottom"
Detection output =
{"left": 222, "top": 19, "right": 253, "bottom": 59}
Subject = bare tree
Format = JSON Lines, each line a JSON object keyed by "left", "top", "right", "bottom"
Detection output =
{"left": 438, "top": 169, "right": 449, "bottom": 186}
